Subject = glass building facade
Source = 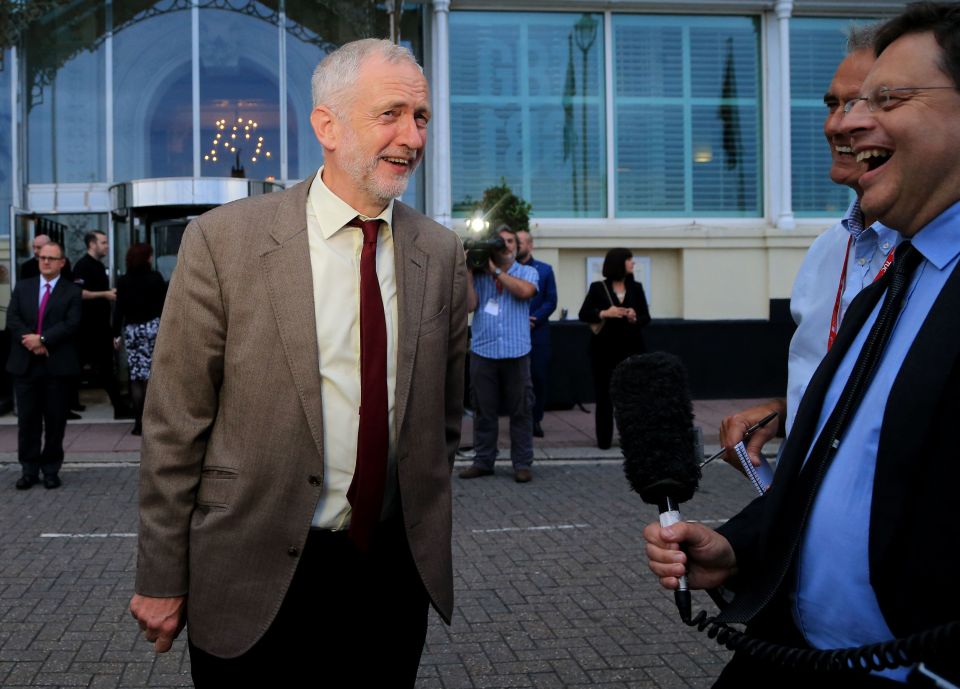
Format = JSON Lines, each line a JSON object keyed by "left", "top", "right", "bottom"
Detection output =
{"left": 0, "top": 1, "right": 895, "bottom": 321}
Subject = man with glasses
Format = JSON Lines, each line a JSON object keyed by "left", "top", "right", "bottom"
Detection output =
{"left": 6, "top": 242, "right": 81, "bottom": 490}
{"left": 720, "top": 25, "right": 900, "bottom": 476}
{"left": 646, "top": 3, "right": 960, "bottom": 685}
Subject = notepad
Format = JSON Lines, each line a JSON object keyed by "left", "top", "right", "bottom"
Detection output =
{"left": 733, "top": 441, "right": 773, "bottom": 495}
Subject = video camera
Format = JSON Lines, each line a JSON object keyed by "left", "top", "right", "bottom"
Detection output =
{"left": 463, "top": 235, "right": 506, "bottom": 271}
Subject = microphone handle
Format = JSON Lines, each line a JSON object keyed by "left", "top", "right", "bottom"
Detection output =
{"left": 658, "top": 496, "right": 692, "bottom": 623}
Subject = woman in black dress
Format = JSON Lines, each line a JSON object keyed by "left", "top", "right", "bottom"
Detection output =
{"left": 113, "top": 243, "right": 167, "bottom": 435}
{"left": 578, "top": 248, "right": 651, "bottom": 449}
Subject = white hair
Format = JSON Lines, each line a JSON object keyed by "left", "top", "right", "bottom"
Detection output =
{"left": 846, "top": 22, "right": 882, "bottom": 54}
{"left": 311, "top": 38, "right": 421, "bottom": 115}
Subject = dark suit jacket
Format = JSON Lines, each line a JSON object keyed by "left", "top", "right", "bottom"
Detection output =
{"left": 135, "top": 176, "right": 468, "bottom": 658}
{"left": 6, "top": 276, "right": 82, "bottom": 377}
{"left": 717, "top": 256, "right": 960, "bottom": 647}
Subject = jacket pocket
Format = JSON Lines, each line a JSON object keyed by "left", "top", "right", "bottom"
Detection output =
{"left": 419, "top": 305, "right": 448, "bottom": 337}
{"left": 196, "top": 465, "right": 238, "bottom": 510}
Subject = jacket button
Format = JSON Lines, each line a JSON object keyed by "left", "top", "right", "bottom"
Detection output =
{"left": 308, "top": 475, "right": 321, "bottom": 486}
{"left": 287, "top": 546, "right": 299, "bottom": 557}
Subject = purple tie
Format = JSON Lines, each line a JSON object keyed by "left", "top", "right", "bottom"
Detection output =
{"left": 37, "top": 283, "right": 51, "bottom": 336}
{"left": 346, "top": 218, "right": 388, "bottom": 552}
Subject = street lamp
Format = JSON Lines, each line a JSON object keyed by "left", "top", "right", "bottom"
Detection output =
{"left": 573, "top": 14, "right": 598, "bottom": 215}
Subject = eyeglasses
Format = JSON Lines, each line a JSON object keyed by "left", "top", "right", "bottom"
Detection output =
{"left": 843, "top": 85, "right": 957, "bottom": 114}
{"left": 38, "top": 256, "right": 64, "bottom": 262}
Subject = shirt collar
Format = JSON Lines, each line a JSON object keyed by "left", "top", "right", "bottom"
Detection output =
{"left": 40, "top": 275, "right": 60, "bottom": 290}
{"left": 842, "top": 197, "right": 900, "bottom": 248}
{"left": 308, "top": 166, "right": 394, "bottom": 239}
{"left": 909, "top": 199, "right": 960, "bottom": 271}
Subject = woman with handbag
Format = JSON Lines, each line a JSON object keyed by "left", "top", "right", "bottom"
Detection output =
{"left": 578, "top": 248, "right": 651, "bottom": 449}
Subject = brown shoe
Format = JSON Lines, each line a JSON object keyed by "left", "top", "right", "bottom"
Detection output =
{"left": 459, "top": 466, "right": 494, "bottom": 479}
{"left": 514, "top": 469, "right": 532, "bottom": 483}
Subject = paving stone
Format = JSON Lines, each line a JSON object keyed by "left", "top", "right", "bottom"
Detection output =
{"left": 0, "top": 455, "right": 760, "bottom": 688}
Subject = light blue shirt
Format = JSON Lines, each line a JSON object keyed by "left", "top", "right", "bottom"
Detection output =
{"left": 793, "top": 200, "right": 960, "bottom": 683}
{"left": 786, "top": 200, "right": 900, "bottom": 434}
{"left": 470, "top": 262, "right": 539, "bottom": 360}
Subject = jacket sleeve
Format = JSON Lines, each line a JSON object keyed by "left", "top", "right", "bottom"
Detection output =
{"left": 135, "top": 219, "right": 226, "bottom": 597}
{"left": 632, "top": 281, "right": 651, "bottom": 327}
{"left": 579, "top": 282, "right": 603, "bottom": 323}
{"left": 445, "top": 237, "right": 468, "bottom": 468}
{"left": 531, "top": 265, "right": 557, "bottom": 323}
{"left": 6, "top": 285, "right": 29, "bottom": 340}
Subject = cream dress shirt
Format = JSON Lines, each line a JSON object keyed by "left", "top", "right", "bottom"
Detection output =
{"left": 306, "top": 169, "right": 399, "bottom": 529}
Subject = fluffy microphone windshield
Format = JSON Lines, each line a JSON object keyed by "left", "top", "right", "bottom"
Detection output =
{"left": 612, "top": 352, "right": 701, "bottom": 505}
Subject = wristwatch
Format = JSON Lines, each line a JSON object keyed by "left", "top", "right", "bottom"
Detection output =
{"left": 39, "top": 336, "right": 46, "bottom": 345}
{"left": 494, "top": 268, "right": 502, "bottom": 277}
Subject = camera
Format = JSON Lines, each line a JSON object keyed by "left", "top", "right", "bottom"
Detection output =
{"left": 463, "top": 235, "right": 506, "bottom": 270}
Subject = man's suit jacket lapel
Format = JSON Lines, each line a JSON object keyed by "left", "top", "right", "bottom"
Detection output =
{"left": 22, "top": 278, "right": 40, "bottom": 329}
{"left": 393, "top": 202, "right": 427, "bottom": 440}
{"left": 260, "top": 177, "right": 326, "bottom": 461}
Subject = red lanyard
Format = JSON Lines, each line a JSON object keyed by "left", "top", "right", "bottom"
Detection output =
{"left": 827, "top": 236, "right": 896, "bottom": 350}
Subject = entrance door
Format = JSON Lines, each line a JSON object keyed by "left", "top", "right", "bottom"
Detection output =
{"left": 151, "top": 219, "right": 189, "bottom": 281}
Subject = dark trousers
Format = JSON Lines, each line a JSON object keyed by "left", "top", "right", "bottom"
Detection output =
{"left": 590, "top": 353, "right": 619, "bottom": 449}
{"left": 188, "top": 519, "right": 429, "bottom": 688}
{"left": 470, "top": 353, "right": 533, "bottom": 469}
{"left": 529, "top": 338, "right": 551, "bottom": 423}
{"left": 14, "top": 364, "right": 70, "bottom": 478}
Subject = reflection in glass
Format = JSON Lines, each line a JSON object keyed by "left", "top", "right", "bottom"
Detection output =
{"left": 450, "top": 12, "right": 606, "bottom": 218}
{"left": 790, "top": 18, "right": 862, "bottom": 215}
{"left": 199, "top": 5, "right": 281, "bottom": 180}
{"left": 614, "top": 15, "right": 761, "bottom": 216}
{"left": 114, "top": 6, "right": 193, "bottom": 180}
{"left": 26, "top": 1, "right": 106, "bottom": 183}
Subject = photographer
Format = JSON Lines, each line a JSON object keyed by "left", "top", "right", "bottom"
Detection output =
{"left": 460, "top": 226, "right": 539, "bottom": 483}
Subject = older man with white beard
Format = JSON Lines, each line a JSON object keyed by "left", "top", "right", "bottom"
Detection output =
{"left": 130, "top": 38, "right": 467, "bottom": 688}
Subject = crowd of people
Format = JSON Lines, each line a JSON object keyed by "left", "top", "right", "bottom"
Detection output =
{"left": 9, "top": 2, "right": 960, "bottom": 686}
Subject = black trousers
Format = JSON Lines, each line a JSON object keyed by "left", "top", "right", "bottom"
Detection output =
{"left": 14, "top": 365, "right": 70, "bottom": 478}
{"left": 188, "top": 518, "right": 430, "bottom": 688}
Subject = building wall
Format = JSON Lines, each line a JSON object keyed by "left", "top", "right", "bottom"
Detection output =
{"left": 3, "top": 1, "right": 907, "bottom": 324}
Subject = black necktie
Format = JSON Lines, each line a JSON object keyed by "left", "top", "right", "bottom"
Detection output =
{"left": 725, "top": 240, "right": 923, "bottom": 624}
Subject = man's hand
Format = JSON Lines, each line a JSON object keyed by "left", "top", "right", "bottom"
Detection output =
{"left": 105, "top": 288, "right": 117, "bottom": 302}
{"left": 21, "top": 333, "right": 43, "bottom": 354}
{"left": 719, "top": 399, "right": 785, "bottom": 472}
{"left": 130, "top": 594, "right": 187, "bottom": 653}
{"left": 529, "top": 316, "right": 536, "bottom": 329}
{"left": 643, "top": 521, "right": 737, "bottom": 591}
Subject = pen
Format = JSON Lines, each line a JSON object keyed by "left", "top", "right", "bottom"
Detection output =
{"left": 699, "top": 410, "right": 779, "bottom": 468}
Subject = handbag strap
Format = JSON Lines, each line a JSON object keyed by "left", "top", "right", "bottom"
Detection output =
{"left": 601, "top": 281, "right": 615, "bottom": 307}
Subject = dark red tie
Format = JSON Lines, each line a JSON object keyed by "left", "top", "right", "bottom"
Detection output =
{"left": 37, "top": 283, "right": 51, "bottom": 335}
{"left": 346, "top": 218, "right": 388, "bottom": 552}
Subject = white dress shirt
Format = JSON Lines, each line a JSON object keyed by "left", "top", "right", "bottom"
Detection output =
{"left": 306, "top": 168, "right": 399, "bottom": 530}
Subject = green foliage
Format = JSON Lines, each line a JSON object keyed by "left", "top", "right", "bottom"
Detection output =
{"left": 473, "top": 181, "right": 532, "bottom": 233}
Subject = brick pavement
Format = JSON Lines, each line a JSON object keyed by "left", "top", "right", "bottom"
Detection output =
{"left": 0, "top": 456, "right": 760, "bottom": 688}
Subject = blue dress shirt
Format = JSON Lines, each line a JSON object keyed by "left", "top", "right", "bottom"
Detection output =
{"left": 470, "top": 262, "right": 539, "bottom": 360}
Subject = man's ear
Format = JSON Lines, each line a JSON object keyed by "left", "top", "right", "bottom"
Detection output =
{"left": 310, "top": 106, "right": 338, "bottom": 151}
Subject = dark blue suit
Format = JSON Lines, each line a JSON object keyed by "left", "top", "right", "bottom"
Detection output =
{"left": 521, "top": 257, "right": 557, "bottom": 422}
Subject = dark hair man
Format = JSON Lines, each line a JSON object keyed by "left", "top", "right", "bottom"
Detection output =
{"left": 6, "top": 241, "right": 81, "bottom": 490}
{"left": 73, "top": 230, "right": 125, "bottom": 417}
{"left": 645, "top": 3, "right": 960, "bottom": 686}
{"left": 130, "top": 38, "right": 467, "bottom": 687}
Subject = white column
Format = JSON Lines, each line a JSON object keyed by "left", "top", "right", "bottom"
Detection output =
{"left": 430, "top": 0, "right": 452, "bottom": 227}
{"left": 775, "top": 0, "right": 795, "bottom": 230}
